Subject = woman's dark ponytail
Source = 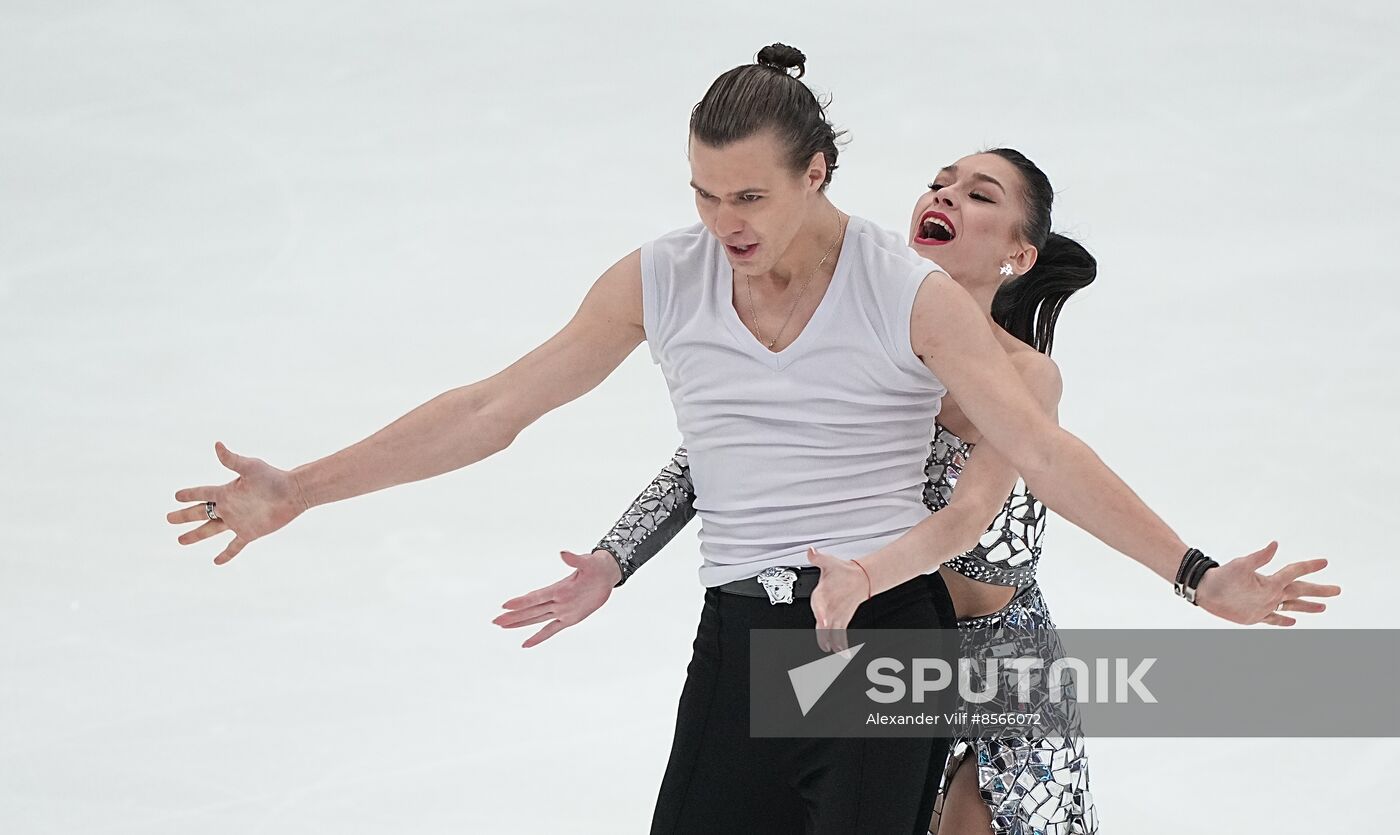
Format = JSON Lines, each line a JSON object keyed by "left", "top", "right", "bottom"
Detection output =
{"left": 984, "top": 148, "right": 1097, "bottom": 356}
{"left": 990, "top": 232, "right": 1096, "bottom": 356}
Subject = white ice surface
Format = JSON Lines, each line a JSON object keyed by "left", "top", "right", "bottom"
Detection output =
{"left": 2, "top": 2, "right": 1397, "bottom": 832}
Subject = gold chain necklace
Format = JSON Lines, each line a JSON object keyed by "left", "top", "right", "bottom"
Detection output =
{"left": 745, "top": 206, "right": 845, "bottom": 351}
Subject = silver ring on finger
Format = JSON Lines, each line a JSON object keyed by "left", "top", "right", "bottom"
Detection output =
{"left": 204, "top": 501, "right": 221, "bottom": 522}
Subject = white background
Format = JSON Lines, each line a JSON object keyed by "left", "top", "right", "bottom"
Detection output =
{"left": 3, "top": 1, "right": 1397, "bottom": 832}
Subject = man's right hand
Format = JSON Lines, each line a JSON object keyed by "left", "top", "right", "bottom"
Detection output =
{"left": 1193, "top": 541, "right": 1340, "bottom": 626}
{"left": 493, "top": 550, "right": 620, "bottom": 647}
{"left": 167, "top": 441, "right": 310, "bottom": 565}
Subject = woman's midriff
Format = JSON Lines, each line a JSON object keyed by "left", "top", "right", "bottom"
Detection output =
{"left": 942, "top": 570, "right": 1018, "bottom": 620}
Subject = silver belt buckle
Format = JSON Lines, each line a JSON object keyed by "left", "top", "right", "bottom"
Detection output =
{"left": 757, "top": 566, "right": 799, "bottom": 605}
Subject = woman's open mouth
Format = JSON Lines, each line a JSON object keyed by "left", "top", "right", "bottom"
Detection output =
{"left": 726, "top": 242, "right": 760, "bottom": 260}
{"left": 914, "top": 210, "right": 956, "bottom": 246}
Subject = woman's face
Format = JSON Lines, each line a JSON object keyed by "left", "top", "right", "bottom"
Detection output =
{"left": 907, "top": 152, "right": 1034, "bottom": 284}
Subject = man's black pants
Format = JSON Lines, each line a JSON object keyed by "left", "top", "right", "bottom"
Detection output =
{"left": 651, "top": 572, "right": 958, "bottom": 835}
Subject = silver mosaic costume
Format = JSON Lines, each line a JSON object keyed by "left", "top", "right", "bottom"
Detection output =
{"left": 594, "top": 423, "right": 1096, "bottom": 834}
{"left": 594, "top": 450, "right": 695, "bottom": 586}
{"left": 924, "top": 424, "right": 1096, "bottom": 835}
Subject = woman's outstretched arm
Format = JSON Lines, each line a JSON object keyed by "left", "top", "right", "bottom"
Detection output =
{"left": 594, "top": 447, "right": 697, "bottom": 586}
{"left": 807, "top": 352, "right": 1059, "bottom": 646}
{"left": 494, "top": 447, "right": 697, "bottom": 647}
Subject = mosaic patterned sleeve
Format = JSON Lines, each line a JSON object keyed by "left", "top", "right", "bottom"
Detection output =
{"left": 593, "top": 447, "right": 697, "bottom": 587}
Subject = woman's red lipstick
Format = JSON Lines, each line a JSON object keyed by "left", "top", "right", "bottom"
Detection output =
{"left": 914, "top": 210, "right": 956, "bottom": 246}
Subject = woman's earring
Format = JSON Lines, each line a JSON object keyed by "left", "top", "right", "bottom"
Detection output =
{"left": 1000, "top": 262, "right": 1014, "bottom": 277}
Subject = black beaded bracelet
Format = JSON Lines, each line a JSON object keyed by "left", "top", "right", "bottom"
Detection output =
{"left": 1173, "top": 547, "right": 1219, "bottom": 606}
{"left": 1187, "top": 555, "right": 1214, "bottom": 589}
{"left": 1174, "top": 550, "right": 1194, "bottom": 587}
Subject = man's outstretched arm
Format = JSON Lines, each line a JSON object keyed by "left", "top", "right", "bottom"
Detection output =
{"left": 910, "top": 270, "right": 1333, "bottom": 625}
{"left": 168, "top": 250, "right": 646, "bottom": 564}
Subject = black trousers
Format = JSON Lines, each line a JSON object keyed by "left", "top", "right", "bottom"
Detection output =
{"left": 651, "top": 572, "right": 958, "bottom": 835}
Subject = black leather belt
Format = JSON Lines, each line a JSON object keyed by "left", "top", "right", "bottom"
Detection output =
{"left": 718, "top": 566, "right": 822, "bottom": 600}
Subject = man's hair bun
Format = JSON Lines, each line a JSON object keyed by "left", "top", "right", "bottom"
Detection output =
{"left": 756, "top": 43, "right": 806, "bottom": 78}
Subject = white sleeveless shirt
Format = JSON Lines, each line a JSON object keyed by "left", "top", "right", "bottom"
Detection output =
{"left": 641, "top": 215, "right": 948, "bottom": 586}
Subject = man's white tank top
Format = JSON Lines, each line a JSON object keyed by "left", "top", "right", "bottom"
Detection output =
{"left": 641, "top": 214, "right": 949, "bottom": 586}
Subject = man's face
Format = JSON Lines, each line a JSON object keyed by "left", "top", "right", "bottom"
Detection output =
{"left": 688, "top": 130, "right": 824, "bottom": 276}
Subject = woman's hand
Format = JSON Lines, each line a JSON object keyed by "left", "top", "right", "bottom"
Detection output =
{"left": 493, "top": 550, "right": 621, "bottom": 647}
{"left": 1194, "top": 541, "right": 1340, "bottom": 626}
{"left": 167, "top": 442, "right": 310, "bottom": 565}
{"left": 808, "top": 547, "right": 873, "bottom": 653}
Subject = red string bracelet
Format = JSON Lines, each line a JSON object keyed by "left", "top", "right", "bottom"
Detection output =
{"left": 851, "top": 558, "right": 872, "bottom": 600}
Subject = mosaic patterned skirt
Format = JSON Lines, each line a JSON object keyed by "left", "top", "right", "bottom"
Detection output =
{"left": 930, "top": 583, "right": 1098, "bottom": 834}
